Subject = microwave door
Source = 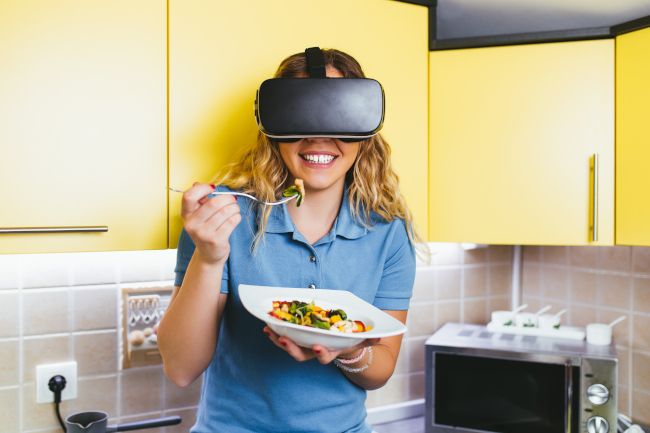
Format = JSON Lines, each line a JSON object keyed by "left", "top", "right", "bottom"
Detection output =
{"left": 431, "top": 352, "right": 580, "bottom": 433}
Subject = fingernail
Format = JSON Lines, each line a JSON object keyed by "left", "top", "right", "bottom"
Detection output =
{"left": 209, "top": 183, "right": 216, "bottom": 190}
{"left": 314, "top": 348, "right": 322, "bottom": 354}
{"left": 263, "top": 329, "right": 269, "bottom": 335}
{"left": 280, "top": 341, "right": 287, "bottom": 347}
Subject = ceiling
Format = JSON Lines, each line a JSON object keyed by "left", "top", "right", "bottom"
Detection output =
{"left": 436, "top": 0, "right": 650, "bottom": 39}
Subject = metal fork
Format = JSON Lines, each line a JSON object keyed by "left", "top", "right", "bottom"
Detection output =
{"left": 169, "top": 187, "right": 297, "bottom": 206}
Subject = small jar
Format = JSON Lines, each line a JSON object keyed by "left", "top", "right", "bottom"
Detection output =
{"left": 515, "top": 312, "right": 538, "bottom": 328}
{"left": 538, "top": 314, "right": 561, "bottom": 330}
{"left": 491, "top": 310, "right": 515, "bottom": 326}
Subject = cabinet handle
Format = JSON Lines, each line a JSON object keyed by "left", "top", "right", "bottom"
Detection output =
{"left": 591, "top": 153, "right": 599, "bottom": 242}
{"left": 0, "top": 226, "right": 108, "bottom": 234}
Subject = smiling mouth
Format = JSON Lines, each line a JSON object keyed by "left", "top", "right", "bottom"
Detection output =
{"left": 300, "top": 154, "right": 338, "bottom": 164}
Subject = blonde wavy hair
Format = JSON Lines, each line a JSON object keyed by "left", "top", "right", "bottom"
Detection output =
{"left": 212, "top": 48, "right": 429, "bottom": 261}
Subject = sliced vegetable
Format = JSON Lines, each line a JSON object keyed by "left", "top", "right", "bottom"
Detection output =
{"left": 268, "top": 299, "right": 368, "bottom": 333}
{"left": 282, "top": 178, "right": 305, "bottom": 206}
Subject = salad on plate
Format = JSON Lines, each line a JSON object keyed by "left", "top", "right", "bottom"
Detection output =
{"left": 269, "top": 300, "right": 371, "bottom": 333}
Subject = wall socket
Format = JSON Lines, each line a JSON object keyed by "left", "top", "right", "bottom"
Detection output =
{"left": 36, "top": 361, "right": 78, "bottom": 403}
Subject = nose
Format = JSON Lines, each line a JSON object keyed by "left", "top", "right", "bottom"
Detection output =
{"left": 305, "top": 137, "right": 334, "bottom": 143}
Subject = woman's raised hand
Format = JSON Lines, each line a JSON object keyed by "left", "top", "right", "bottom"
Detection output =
{"left": 181, "top": 183, "right": 241, "bottom": 266}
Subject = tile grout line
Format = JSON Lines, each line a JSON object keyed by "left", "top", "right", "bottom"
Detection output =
{"left": 459, "top": 253, "right": 465, "bottom": 324}
{"left": 68, "top": 273, "right": 75, "bottom": 385}
{"left": 629, "top": 249, "right": 636, "bottom": 413}
{"left": 18, "top": 279, "right": 24, "bottom": 433}
{"left": 116, "top": 284, "right": 123, "bottom": 419}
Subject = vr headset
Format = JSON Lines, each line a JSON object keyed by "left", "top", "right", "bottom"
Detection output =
{"left": 255, "top": 47, "right": 385, "bottom": 143}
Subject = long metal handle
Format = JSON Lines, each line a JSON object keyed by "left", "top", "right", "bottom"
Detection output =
{"left": 0, "top": 226, "right": 108, "bottom": 234}
{"left": 565, "top": 360, "right": 573, "bottom": 433}
{"left": 591, "top": 153, "right": 599, "bottom": 242}
{"left": 109, "top": 416, "right": 182, "bottom": 432}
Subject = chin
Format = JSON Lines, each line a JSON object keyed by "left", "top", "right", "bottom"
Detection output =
{"left": 299, "top": 176, "right": 343, "bottom": 193}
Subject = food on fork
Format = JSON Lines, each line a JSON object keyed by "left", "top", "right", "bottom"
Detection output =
{"left": 281, "top": 178, "right": 305, "bottom": 207}
{"left": 269, "top": 300, "right": 370, "bottom": 333}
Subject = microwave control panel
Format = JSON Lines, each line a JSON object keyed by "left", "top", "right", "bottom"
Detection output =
{"left": 581, "top": 357, "right": 617, "bottom": 433}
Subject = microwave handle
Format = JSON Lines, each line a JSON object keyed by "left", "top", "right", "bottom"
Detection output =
{"left": 564, "top": 360, "right": 573, "bottom": 433}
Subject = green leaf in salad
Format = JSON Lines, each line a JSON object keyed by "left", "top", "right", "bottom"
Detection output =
{"left": 281, "top": 179, "right": 305, "bottom": 207}
{"left": 310, "top": 316, "right": 331, "bottom": 330}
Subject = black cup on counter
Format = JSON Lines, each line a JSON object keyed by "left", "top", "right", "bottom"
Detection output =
{"left": 65, "top": 411, "right": 181, "bottom": 433}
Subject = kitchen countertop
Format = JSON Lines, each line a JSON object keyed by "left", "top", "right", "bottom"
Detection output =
{"left": 373, "top": 416, "right": 424, "bottom": 433}
{"left": 373, "top": 416, "right": 650, "bottom": 433}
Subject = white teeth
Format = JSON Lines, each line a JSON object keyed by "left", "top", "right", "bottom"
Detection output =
{"left": 302, "top": 154, "right": 335, "bottom": 164}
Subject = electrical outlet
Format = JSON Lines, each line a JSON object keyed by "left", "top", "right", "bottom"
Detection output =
{"left": 36, "top": 361, "right": 77, "bottom": 403}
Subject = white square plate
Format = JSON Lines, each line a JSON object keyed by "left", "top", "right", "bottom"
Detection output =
{"left": 239, "top": 284, "right": 408, "bottom": 350}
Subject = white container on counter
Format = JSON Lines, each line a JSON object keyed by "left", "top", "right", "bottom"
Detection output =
{"left": 491, "top": 310, "right": 515, "bottom": 326}
{"left": 515, "top": 312, "right": 538, "bottom": 328}
{"left": 538, "top": 314, "right": 561, "bottom": 330}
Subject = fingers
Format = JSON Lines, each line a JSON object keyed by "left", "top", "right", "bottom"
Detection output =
{"left": 324, "top": 338, "right": 381, "bottom": 365}
{"left": 311, "top": 345, "right": 338, "bottom": 365}
{"left": 180, "top": 182, "right": 216, "bottom": 219}
{"left": 184, "top": 203, "right": 240, "bottom": 247}
{"left": 262, "top": 327, "right": 381, "bottom": 365}
{"left": 209, "top": 211, "right": 242, "bottom": 244}
{"left": 188, "top": 194, "right": 237, "bottom": 225}
{"left": 263, "top": 327, "right": 314, "bottom": 362}
{"left": 202, "top": 199, "right": 240, "bottom": 227}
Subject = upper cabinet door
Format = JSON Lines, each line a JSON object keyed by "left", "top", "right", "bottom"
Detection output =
{"left": 0, "top": 1, "right": 167, "bottom": 253}
{"left": 168, "top": 0, "right": 429, "bottom": 247}
{"left": 429, "top": 40, "right": 614, "bottom": 245}
{"left": 616, "top": 27, "right": 650, "bottom": 246}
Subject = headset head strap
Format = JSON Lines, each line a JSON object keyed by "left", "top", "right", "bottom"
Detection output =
{"left": 305, "top": 47, "right": 326, "bottom": 78}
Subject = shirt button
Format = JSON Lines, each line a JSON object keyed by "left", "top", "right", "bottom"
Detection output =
{"left": 309, "top": 255, "right": 316, "bottom": 263}
{"left": 308, "top": 283, "right": 316, "bottom": 289}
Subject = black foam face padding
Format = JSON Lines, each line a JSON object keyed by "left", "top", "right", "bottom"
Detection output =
{"left": 255, "top": 78, "right": 384, "bottom": 139}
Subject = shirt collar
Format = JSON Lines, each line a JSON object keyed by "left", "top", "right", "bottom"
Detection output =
{"left": 264, "top": 185, "right": 368, "bottom": 240}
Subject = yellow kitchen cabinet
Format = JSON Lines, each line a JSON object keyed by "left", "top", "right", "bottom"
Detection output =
{"left": 429, "top": 40, "right": 614, "bottom": 245}
{"left": 0, "top": 1, "right": 167, "bottom": 253}
{"left": 169, "top": 0, "right": 429, "bottom": 247}
{"left": 616, "top": 27, "right": 650, "bottom": 245}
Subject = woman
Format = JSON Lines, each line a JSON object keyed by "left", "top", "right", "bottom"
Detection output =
{"left": 158, "top": 48, "right": 426, "bottom": 433}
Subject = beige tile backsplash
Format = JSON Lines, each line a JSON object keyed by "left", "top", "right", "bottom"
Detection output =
{"left": 120, "top": 367, "right": 164, "bottom": 417}
{"left": 72, "top": 286, "right": 118, "bottom": 331}
{"left": 23, "top": 335, "right": 71, "bottom": 382}
{"left": 22, "top": 290, "right": 70, "bottom": 336}
{"left": 0, "top": 292, "right": 19, "bottom": 338}
{"left": 0, "top": 341, "right": 19, "bottom": 387}
{"left": 73, "top": 331, "right": 118, "bottom": 376}
{"left": 523, "top": 246, "right": 650, "bottom": 425}
{"left": 2, "top": 244, "right": 648, "bottom": 431}
{"left": 0, "top": 388, "right": 19, "bottom": 432}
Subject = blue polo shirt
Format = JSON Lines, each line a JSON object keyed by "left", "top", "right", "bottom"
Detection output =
{"left": 174, "top": 185, "right": 416, "bottom": 433}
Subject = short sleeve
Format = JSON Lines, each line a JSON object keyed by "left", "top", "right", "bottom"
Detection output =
{"left": 173, "top": 228, "right": 229, "bottom": 294}
{"left": 373, "top": 220, "right": 416, "bottom": 310}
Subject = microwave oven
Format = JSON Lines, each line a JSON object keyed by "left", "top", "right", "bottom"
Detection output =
{"left": 425, "top": 323, "right": 617, "bottom": 433}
